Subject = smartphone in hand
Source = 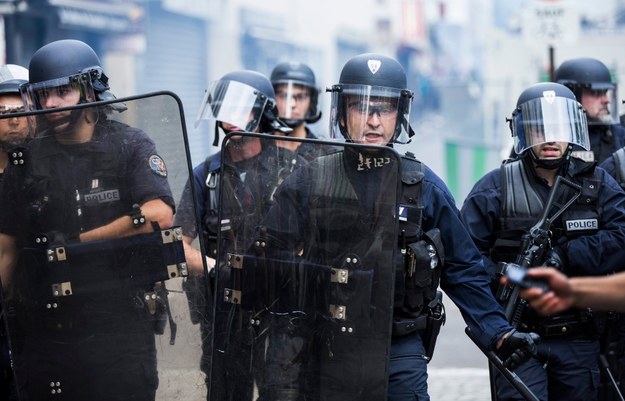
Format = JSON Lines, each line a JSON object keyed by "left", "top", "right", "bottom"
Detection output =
{"left": 504, "top": 263, "right": 550, "bottom": 293}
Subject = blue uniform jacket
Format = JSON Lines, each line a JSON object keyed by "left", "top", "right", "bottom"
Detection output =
{"left": 460, "top": 159, "right": 625, "bottom": 278}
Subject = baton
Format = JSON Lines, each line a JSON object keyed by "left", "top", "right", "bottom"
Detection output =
{"left": 465, "top": 326, "right": 539, "bottom": 401}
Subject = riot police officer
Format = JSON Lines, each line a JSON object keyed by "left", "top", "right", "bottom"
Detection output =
{"left": 0, "top": 64, "right": 29, "bottom": 183}
{"left": 461, "top": 82, "right": 625, "bottom": 401}
{"left": 248, "top": 53, "right": 539, "bottom": 401}
{"left": 270, "top": 61, "right": 324, "bottom": 160}
{"left": 174, "top": 69, "right": 296, "bottom": 400}
{"left": 555, "top": 57, "right": 625, "bottom": 164}
{"left": 0, "top": 39, "right": 176, "bottom": 401}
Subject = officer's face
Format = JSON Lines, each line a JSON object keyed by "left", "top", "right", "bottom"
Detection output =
{"left": 0, "top": 93, "right": 29, "bottom": 148}
{"left": 220, "top": 115, "right": 259, "bottom": 142}
{"left": 275, "top": 84, "right": 311, "bottom": 121}
{"left": 343, "top": 96, "right": 397, "bottom": 146}
{"left": 581, "top": 89, "right": 611, "bottom": 122}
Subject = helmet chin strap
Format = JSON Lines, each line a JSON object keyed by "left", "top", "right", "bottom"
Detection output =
{"left": 526, "top": 144, "right": 572, "bottom": 170}
{"left": 282, "top": 118, "right": 305, "bottom": 129}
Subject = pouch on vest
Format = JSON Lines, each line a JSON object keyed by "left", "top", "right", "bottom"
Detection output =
{"left": 403, "top": 228, "right": 444, "bottom": 315}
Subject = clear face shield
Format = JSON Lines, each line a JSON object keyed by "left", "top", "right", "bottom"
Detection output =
{"left": 195, "top": 79, "right": 268, "bottom": 131}
{"left": 274, "top": 82, "right": 314, "bottom": 122}
{"left": 329, "top": 84, "right": 412, "bottom": 145}
{"left": 512, "top": 93, "right": 590, "bottom": 154}
{"left": 19, "top": 73, "right": 96, "bottom": 112}
{"left": 18, "top": 74, "right": 97, "bottom": 138}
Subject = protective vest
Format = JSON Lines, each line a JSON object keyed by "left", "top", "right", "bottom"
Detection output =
{"left": 306, "top": 151, "right": 440, "bottom": 321}
{"left": 201, "top": 141, "right": 301, "bottom": 257}
{"left": 20, "top": 122, "right": 131, "bottom": 241}
{"left": 491, "top": 158, "right": 601, "bottom": 267}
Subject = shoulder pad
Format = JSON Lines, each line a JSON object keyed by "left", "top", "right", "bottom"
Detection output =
{"left": 400, "top": 154, "right": 424, "bottom": 185}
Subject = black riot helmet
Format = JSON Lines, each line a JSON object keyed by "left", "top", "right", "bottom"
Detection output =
{"left": 510, "top": 82, "right": 589, "bottom": 169}
{"left": 20, "top": 39, "right": 115, "bottom": 112}
{"left": 196, "top": 69, "right": 291, "bottom": 146}
{"left": 554, "top": 57, "right": 618, "bottom": 124}
{"left": 328, "top": 53, "right": 414, "bottom": 144}
{"left": 270, "top": 61, "right": 321, "bottom": 127}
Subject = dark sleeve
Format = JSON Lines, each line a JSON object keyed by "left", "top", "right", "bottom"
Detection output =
{"left": 598, "top": 156, "right": 616, "bottom": 178}
{"left": 422, "top": 166, "right": 510, "bottom": 350}
{"left": 613, "top": 124, "right": 625, "bottom": 151}
{"left": 459, "top": 169, "right": 503, "bottom": 276}
{"left": 174, "top": 162, "right": 208, "bottom": 239}
{"left": 125, "top": 127, "right": 175, "bottom": 211}
{"left": 566, "top": 169, "right": 625, "bottom": 275}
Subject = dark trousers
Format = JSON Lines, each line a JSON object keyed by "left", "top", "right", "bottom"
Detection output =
{"left": 388, "top": 331, "right": 430, "bottom": 401}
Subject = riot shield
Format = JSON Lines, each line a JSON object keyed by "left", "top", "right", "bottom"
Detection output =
{"left": 0, "top": 92, "right": 208, "bottom": 401}
{"left": 209, "top": 132, "right": 400, "bottom": 401}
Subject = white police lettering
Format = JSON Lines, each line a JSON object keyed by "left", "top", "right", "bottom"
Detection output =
{"left": 570, "top": 150, "right": 595, "bottom": 163}
{"left": 356, "top": 153, "right": 391, "bottom": 171}
{"left": 565, "top": 219, "right": 598, "bottom": 231}
{"left": 84, "top": 189, "right": 120, "bottom": 204}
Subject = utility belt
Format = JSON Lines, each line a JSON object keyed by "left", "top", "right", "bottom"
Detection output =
{"left": 525, "top": 310, "right": 599, "bottom": 340}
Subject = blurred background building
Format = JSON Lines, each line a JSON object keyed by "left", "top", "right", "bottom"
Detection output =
{"left": 1, "top": 0, "right": 624, "bottom": 203}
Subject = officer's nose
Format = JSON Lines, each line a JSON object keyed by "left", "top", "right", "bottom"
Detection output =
{"left": 43, "top": 94, "right": 61, "bottom": 109}
{"left": 367, "top": 110, "right": 382, "bottom": 126}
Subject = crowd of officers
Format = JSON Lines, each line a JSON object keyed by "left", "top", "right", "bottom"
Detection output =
{"left": 0, "top": 37, "right": 624, "bottom": 401}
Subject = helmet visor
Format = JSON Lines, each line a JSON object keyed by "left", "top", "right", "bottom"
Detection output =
{"left": 329, "top": 84, "right": 412, "bottom": 144}
{"left": 20, "top": 73, "right": 95, "bottom": 112}
{"left": 513, "top": 95, "right": 589, "bottom": 154}
{"left": 195, "top": 79, "right": 268, "bottom": 131}
{"left": 274, "top": 82, "right": 315, "bottom": 122}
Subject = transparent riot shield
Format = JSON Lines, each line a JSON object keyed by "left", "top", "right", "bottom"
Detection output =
{"left": 209, "top": 132, "right": 400, "bottom": 401}
{"left": 0, "top": 92, "right": 208, "bottom": 401}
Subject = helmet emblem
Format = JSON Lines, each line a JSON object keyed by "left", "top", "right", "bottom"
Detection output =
{"left": 542, "top": 90, "right": 556, "bottom": 104}
{"left": 367, "top": 60, "right": 381, "bottom": 74}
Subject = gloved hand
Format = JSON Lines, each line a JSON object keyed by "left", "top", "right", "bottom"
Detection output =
{"left": 544, "top": 245, "right": 568, "bottom": 271}
{"left": 496, "top": 329, "right": 540, "bottom": 370}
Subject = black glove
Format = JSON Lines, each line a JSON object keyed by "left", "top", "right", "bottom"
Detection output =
{"left": 496, "top": 329, "right": 540, "bottom": 370}
{"left": 544, "top": 245, "right": 567, "bottom": 271}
